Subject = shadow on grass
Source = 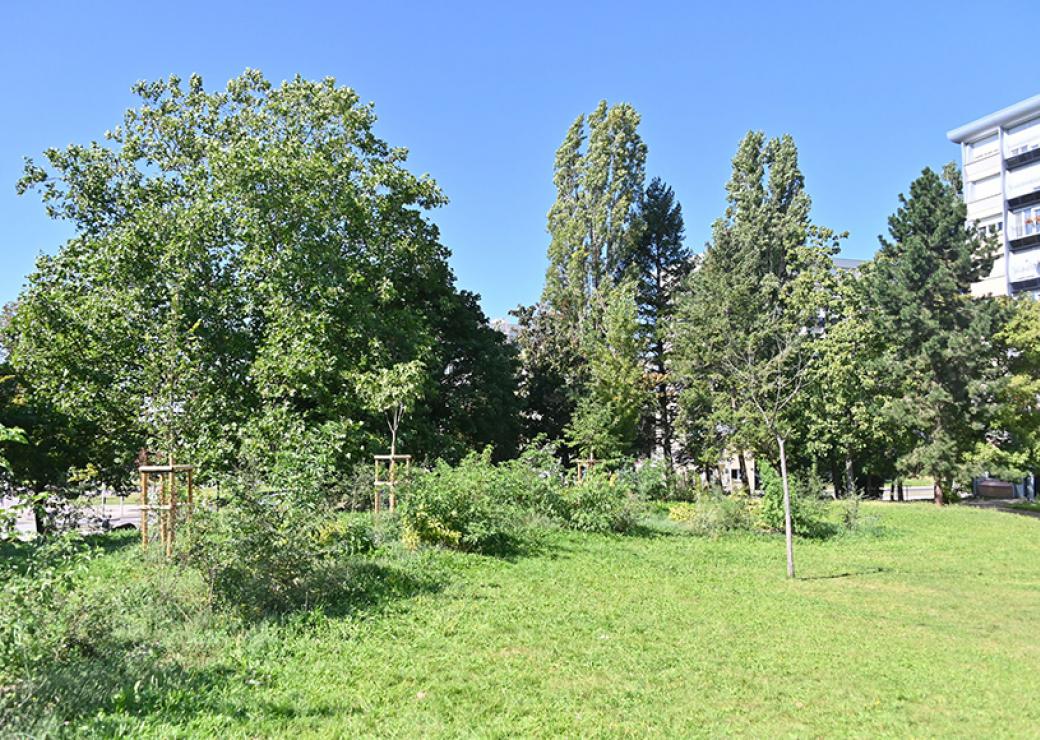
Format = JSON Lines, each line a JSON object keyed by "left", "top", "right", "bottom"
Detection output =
{"left": 1, "top": 548, "right": 451, "bottom": 733}
{"left": 798, "top": 566, "right": 888, "bottom": 581}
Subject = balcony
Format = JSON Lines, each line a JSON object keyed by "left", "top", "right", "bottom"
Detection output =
{"left": 1006, "top": 143, "right": 1040, "bottom": 170}
{"left": 1008, "top": 190, "right": 1040, "bottom": 210}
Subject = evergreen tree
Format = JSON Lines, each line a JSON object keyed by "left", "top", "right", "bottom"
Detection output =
{"left": 620, "top": 178, "right": 689, "bottom": 468}
{"left": 865, "top": 164, "right": 1004, "bottom": 505}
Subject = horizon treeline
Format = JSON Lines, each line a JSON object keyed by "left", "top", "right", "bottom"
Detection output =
{"left": 1, "top": 71, "right": 1037, "bottom": 510}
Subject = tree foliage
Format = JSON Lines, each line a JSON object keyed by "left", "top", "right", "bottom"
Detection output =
{"left": 6, "top": 71, "right": 519, "bottom": 491}
{"left": 864, "top": 165, "right": 1004, "bottom": 503}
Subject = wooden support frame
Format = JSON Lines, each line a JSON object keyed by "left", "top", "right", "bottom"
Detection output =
{"left": 373, "top": 454, "right": 411, "bottom": 513}
{"left": 575, "top": 455, "right": 599, "bottom": 483}
{"left": 138, "top": 463, "right": 195, "bottom": 556}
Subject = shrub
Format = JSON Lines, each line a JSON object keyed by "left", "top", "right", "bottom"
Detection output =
{"left": 684, "top": 486, "right": 754, "bottom": 537}
{"left": 758, "top": 462, "right": 831, "bottom": 538}
{"left": 562, "top": 471, "right": 642, "bottom": 534}
{"left": 398, "top": 450, "right": 522, "bottom": 553}
{"left": 181, "top": 491, "right": 345, "bottom": 616}
{"left": 617, "top": 459, "right": 671, "bottom": 501}
{"left": 316, "top": 513, "right": 377, "bottom": 555}
{"left": 495, "top": 442, "right": 566, "bottom": 520}
{"left": 667, "top": 501, "right": 697, "bottom": 523}
{"left": 0, "top": 534, "right": 98, "bottom": 688}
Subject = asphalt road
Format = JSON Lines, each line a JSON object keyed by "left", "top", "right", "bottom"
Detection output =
{"left": 2, "top": 496, "right": 143, "bottom": 535}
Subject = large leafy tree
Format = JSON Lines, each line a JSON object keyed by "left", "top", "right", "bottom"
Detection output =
{"left": 7, "top": 71, "right": 518, "bottom": 491}
{"left": 864, "top": 165, "right": 1004, "bottom": 505}
{"left": 619, "top": 178, "right": 689, "bottom": 468}
{"left": 797, "top": 267, "right": 900, "bottom": 496}
{"left": 983, "top": 297, "right": 1040, "bottom": 481}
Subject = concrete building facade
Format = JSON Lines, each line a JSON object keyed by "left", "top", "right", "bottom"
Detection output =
{"left": 948, "top": 94, "right": 1040, "bottom": 297}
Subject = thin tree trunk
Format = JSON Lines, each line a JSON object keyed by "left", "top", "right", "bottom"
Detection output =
{"left": 844, "top": 455, "right": 855, "bottom": 499}
{"left": 897, "top": 478, "right": 904, "bottom": 502}
{"left": 737, "top": 451, "right": 750, "bottom": 493}
{"left": 933, "top": 478, "right": 944, "bottom": 507}
{"left": 831, "top": 461, "right": 844, "bottom": 499}
{"left": 33, "top": 504, "right": 48, "bottom": 536}
{"left": 778, "top": 435, "right": 795, "bottom": 579}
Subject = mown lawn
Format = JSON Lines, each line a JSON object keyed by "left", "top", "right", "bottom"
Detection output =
{"left": 19, "top": 503, "right": 1040, "bottom": 737}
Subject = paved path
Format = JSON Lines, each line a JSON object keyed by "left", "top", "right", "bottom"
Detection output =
{"left": 961, "top": 498, "right": 1040, "bottom": 520}
{"left": 2, "top": 496, "right": 142, "bottom": 536}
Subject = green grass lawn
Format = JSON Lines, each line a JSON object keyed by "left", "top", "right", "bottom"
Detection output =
{"left": 14, "top": 503, "right": 1040, "bottom": 737}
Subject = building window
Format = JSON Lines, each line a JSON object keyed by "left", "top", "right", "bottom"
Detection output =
{"left": 1010, "top": 205, "right": 1040, "bottom": 240}
{"left": 968, "top": 173, "right": 1001, "bottom": 201}
{"left": 968, "top": 133, "right": 999, "bottom": 162}
{"left": 1006, "top": 116, "right": 1040, "bottom": 158}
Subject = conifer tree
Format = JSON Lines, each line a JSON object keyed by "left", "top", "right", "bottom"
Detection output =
{"left": 865, "top": 164, "right": 1004, "bottom": 505}
{"left": 620, "top": 178, "right": 689, "bottom": 468}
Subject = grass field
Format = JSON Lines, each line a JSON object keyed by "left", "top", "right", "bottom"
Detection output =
{"left": 9, "top": 503, "right": 1040, "bottom": 737}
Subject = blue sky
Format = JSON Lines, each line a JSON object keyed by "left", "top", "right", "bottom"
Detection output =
{"left": 0, "top": 1, "right": 1032, "bottom": 319}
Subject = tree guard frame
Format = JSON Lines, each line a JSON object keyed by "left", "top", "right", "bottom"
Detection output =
{"left": 138, "top": 463, "right": 194, "bottom": 557}
{"left": 575, "top": 455, "right": 599, "bottom": 483}
{"left": 373, "top": 454, "right": 410, "bottom": 513}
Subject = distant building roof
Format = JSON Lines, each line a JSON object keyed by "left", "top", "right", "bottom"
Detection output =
{"left": 490, "top": 318, "right": 519, "bottom": 342}
{"left": 833, "top": 257, "right": 866, "bottom": 271}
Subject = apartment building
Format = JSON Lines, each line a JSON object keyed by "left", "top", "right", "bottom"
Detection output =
{"left": 948, "top": 94, "right": 1040, "bottom": 296}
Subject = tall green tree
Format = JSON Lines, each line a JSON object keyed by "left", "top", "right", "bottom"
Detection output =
{"left": 619, "top": 177, "right": 689, "bottom": 468}
{"left": 865, "top": 164, "right": 1004, "bottom": 505}
{"left": 982, "top": 297, "right": 1040, "bottom": 482}
{"left": 540, "top": 100, "right": 647, "bottom": 383}
{"left": 7, "top": 71, "right": 519, "bottom": 493}
{"left": 674, "top": 132, "right": 836, "bottom": 490}
{"left": 673, "top": 130, "right": 843, "bottom": 577}
{"left": 565, "top": 278, "right": 650, "bottom": 460}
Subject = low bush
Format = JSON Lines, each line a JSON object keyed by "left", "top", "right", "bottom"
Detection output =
{"left": 398, "top": 450, "right": 523, "bottom": 553}
{"left": 181, "top": 490, "right": 360, "bottom": 616}
{"left": 0, "top": 535, "right": 99, "bottom": 690}
{"left": 684, "top": 486, "right": 755, "bottom": 537}
{"left": 561, "top": 471, "right": 642, "bottom": 534}
{"left": 667, "top": 501, "right": 697, "bottom": 523}
{"left": 495, "top": 442, "right": 566, "bottom": 520}
{"left": 758, "top": 462, "right": 832, "bottom": 538}
{"left": 616, "top": 459, "right": 671, "bottom": 501}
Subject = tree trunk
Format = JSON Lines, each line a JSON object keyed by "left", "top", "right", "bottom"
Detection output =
{"left": 778, "top": 435, "right": 795, "bottom": 579}
{"left": 897, "top": 478, "right": 904, "bottom": 502}
{"left": 33, "top": 504, "right": 48, "bottom": 536}
{"left": 844, "top": 455, "right": 855, "bottom": 499}
{"left": 737, "top": 451, "right": 750, "bottom": 493}
{"left": 933, "top": 478, "right": 944, "bottom": 507}
{"left": 655, "top": 344, "right": 673, "bottom": 474}
{"left": 831, "top": 461, "right": 844, "bottom": 499}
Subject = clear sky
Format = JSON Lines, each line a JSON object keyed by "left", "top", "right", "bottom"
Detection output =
{"left": 0, "top": 1, "right": 1033, "bottom": 319}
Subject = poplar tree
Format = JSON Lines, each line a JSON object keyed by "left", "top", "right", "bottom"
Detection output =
{"left": 674, "top": 132, "right": 827, "bottom": 486}
{"left": 673, "top": 132, "right": 839, "bottom": 577}
{"left": 540, "top": 100, "right": 647, "bottom": 381}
